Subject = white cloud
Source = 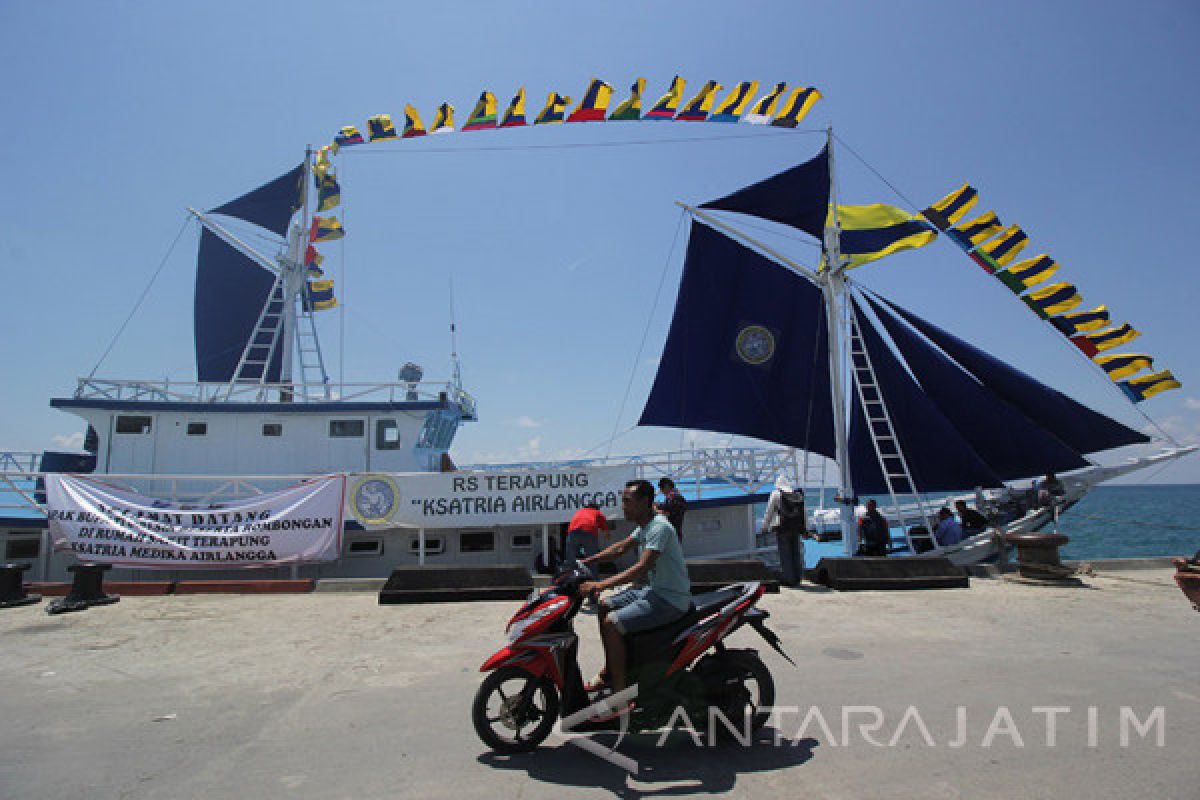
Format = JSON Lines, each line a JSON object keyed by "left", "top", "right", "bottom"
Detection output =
{"left": 519, "top": 437, "right": 543, "bottom": 459}
{"left": 1184, "top": 396, "right": 1200, "bottom": 411}
{"left": 512, "top": 415, "right": 541, "bottom": 429}
{"left": 51, "top": 432, "right": 84, "bottom": 450}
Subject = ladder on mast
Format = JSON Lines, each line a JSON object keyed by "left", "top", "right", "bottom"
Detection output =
{"left": 847, "top": 307, "right": 939, "bottom": 555}
{"left": 295, "top": 295, "right": 330, "bottom": 399}
{"left": 224, "top": 272, "right": 288, "bottom": 399}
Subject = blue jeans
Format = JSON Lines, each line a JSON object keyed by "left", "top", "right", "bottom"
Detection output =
{"left": 605, "top": 586, "right": 688, "bottom": 635}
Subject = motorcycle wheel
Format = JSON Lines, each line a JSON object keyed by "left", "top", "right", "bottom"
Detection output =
{"left": 708, "top": 651, "right": 776, "bottom": 741}
{"left": 472, "top": 666, "right": 561, "bottom": 753}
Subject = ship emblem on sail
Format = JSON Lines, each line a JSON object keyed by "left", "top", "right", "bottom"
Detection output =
{"left": 351, "top": 475, "right": 400, "bottom": 525}
{"left": 735, "top": 324, "right": 775, "bottom": 365}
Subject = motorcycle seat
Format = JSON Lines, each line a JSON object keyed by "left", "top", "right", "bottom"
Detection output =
{"left": 690, "top": 585, "right": 745, "bottom": 616}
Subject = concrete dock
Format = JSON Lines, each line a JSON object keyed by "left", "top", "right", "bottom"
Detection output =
{"left": 2, "top": 566, "right": 1197, "bottom": 799}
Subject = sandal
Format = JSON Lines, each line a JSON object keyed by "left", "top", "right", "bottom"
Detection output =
{"left": 584, "top": 671, "right": 610, "bottom": 693}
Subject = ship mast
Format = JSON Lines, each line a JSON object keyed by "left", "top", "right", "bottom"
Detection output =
{"left": 278, "top": 145, "right": 314, "bottom": 390}
{"left": 819, "top": 126, "right": 859, "bottom": 555}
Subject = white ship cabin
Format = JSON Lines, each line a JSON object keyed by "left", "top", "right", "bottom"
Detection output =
{"left": 51, "top": 377, "right": 476, "bottom": 477}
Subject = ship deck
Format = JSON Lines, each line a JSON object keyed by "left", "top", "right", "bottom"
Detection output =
{"left": 2, "top": 564, "right": 1195, "bottom": 799}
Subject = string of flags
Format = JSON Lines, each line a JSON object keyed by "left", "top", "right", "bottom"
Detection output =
{"left": 304, "top": 75, "right": 823, "bottom": 318}
{"left": 919, "top": 184, "right": 1181, "bottom": 404}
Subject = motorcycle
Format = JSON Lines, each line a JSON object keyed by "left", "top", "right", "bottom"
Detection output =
{"left": 472, "top": 561, "right": 794, "bottom": 753}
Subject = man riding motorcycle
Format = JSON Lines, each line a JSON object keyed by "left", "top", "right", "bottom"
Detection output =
{"left": 578, "top": 479, "right": 691, "bottom": 699}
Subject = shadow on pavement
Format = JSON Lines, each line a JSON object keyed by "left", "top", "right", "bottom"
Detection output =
{"left": 478, "top": 728, "right": 818, "bottom": 797}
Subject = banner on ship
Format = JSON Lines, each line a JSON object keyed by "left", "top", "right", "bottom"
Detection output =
{"left": 44, "top": 474, "right": 346, "bottom": 568}
{"left": 347, "top": 466, "right": 634, "bottom": 529}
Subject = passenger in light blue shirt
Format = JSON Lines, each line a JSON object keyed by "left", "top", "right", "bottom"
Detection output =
{"left": 934, "top": 507, "right": 963, "bottom": 547}
{"left": 580, "top": 479, "right": 691, "bottom": 694}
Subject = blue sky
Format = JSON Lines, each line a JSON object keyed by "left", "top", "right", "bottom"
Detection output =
{"left": 2, "top": 1, "right": 1198, "bottom": 482}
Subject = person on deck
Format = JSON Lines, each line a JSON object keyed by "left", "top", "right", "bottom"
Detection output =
{"left": 657, "top": 478, "right": 687, "bottom": 540}
{"left": 955, "top": 500, "right": 989, "bottom": 535}
{"left": 579, "top": 480, "right": 691, "bottom": 698}
{"left": 934, "top": 507, "right": 964, "bottom": 547}
{"left": 858, "top": 499, "right": 890, "bottom": 557}
{"left": 763, "top": 476, "right": 808, "bottom": 585}
{"left": 1038, "top": 472, "right": 1066, "bottom": 507}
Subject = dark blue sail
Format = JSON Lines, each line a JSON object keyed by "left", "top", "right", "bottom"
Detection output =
{"left": 873, "top": 294, "right": 1149, "bottom": 453}
{"left": 194, "top": 230, "right": 282, "bottom": 383}
{"left": 848, "top": 297, "right": 1003, "bottom": 494}
{"left": 699, "top": 145, "right": 830, "bottom": 239}
{"left": 639, "top": 221, "right": 836, "bottom": 456}
{"left": 863, "top": 292, "right": 1089, "bottom": 480}
{"left": 210, "top": 164, "right": 304, "bottom": 236}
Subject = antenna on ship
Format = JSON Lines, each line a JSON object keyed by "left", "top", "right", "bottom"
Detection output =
{"left": 449, "top": 276, "right": 463, "bottom": 390}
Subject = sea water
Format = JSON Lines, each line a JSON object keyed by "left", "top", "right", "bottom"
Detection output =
{"left": 1057, "top": 484, "right": 1200, "bottom": 561}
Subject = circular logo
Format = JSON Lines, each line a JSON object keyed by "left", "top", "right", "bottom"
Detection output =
{"left": 735, "top": 325, "right": 775, "bottom": 365}
{"left": 351, "top": 475, "right": 399, "bottom": 525}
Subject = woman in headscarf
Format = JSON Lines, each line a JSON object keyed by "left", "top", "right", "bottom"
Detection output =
{"left": 762, "top": 475, "right": 808, "bottom": 585}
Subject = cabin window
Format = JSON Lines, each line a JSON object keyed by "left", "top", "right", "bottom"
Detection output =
{"left": 375, "top": 419, "right": 401, "bottom": 450}
{"left": 347, "top": 538, "right": 383, "bottom": 557}
{"left": 262, "top": 423, "right": 282, "bottom": 437}
{"left": 409, "top": 536, "right": 445, "bottom": 555}
{"left": 115, "top": 415, "right": 152, "bottom": 434}
{"left": 186, "top": 422, "right": 207, "bottom": 436}
{"left": 5, "top": 538, "right": 39, "bottom": 560}
{"left": 329, "top": 419, "right": 365, "bottom": 438}
{"left": 460, "top": 531, "right": 495, "bottom": 553}
{"left": 511, "top": 533, "right": 533, "bottom": 550}
{"left": 417, "top": 410, "right": 460, "bottom": 449}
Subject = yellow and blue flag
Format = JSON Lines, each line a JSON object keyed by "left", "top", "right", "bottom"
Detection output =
{"left": 402, "top": 104, "right": 426, "bottom": 138}
{"left": 772, "top": 87, "right": 821, "bottom": 128}
{"left": 1050, "top": 305, "right": 1110, "bottom": 336}
{"left": 977, "top": 224, "right": 1029, "bottom": 268}
{"left": 709, "top": 81, "right": 759, "bottom": 123}
{"left": 367, "top": 114, "right": 398, "bottom": 142}
{"left": 609, "top": 78, "right": 645, "bottom": 121}
{"left": 308, "top": 279, "right": 337, "bottom": 311}
{"left": 309, "top": 215, "right": 345, "bottom": 243}
{"left": 334, "top": 125, "right": 365, "bottom": 149}
{"left": 1118, "top": 369, "right": 1181, "bottom": 403}
{"left": 948, "top": 210, "right": 1002, "bottom": 251}
{"left": 921, "top": 184, "right": 979, "bottom": 231}
{"left": 1096, "top": 353, "right": 1154, "bottom": 381}
{"left": 316, "top": 173, "right": 341, "bottom": 212}
{"left": 645, "top": 75, "right": 685, "bottom": 120}
{"left": 1070, "top": 323, "right": 1140, "bottom": 357}
{"left": 431, "top": 103, "right": 455, "bottom": 134}
{"left": 744, "top": 82, "right": 787, "bottom": 124}
{"left": 1021, "top": 282, "right": 1082, "bottom": 318}
{"left": 304, "top": 245, "right": 325, "bottom": 277}
{"left": 834, "top": 204, "right": 938, "bottom": 269}
{"left": 535, "top": 92, "right": 572, "bottom": 124}
{"left": 500, "top": 88, "right": 527, "bottom": 127}
{"left": 463, "top": 91, "right": 497, "bottom": 131}
{"left": 676, "top": 80, "right": 723, "bottom": 121}
{"left": 567, "top": 79, "right": 613, "bottom": 122}
{"left": 996, "top": 254, "right": 1057, "bottom": 293}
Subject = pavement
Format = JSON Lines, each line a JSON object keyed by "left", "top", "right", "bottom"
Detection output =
{"left": 1, "top": 567, "right": 1197, "bottom": 799}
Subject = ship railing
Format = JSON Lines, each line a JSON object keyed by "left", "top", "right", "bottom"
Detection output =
{"left": 71, "top": 378, "right": 476, "bottom": 409}
{"left": 0, "top": 451, "right": 42, "bottom": 474}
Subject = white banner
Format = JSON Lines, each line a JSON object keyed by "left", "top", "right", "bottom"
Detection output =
{"left": 348, "top": 466, "right": 634, "bottom": 529}
{"left": 44, "top": 474, "right": 346, "bottom": 568}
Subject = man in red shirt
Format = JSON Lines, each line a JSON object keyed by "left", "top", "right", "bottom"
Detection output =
{"left": 565, "top": 503, "right": 610, "bottom": 579}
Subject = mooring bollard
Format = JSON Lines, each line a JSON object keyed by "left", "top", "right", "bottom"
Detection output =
{"left": 0, "top": 563, "right": 41, "bottom": 608}
{"left": 46, "top": 563, "right": 121, "bottom": 615}
{"left": 1004, "top": 532, "right": 1073, "bottom": 581}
